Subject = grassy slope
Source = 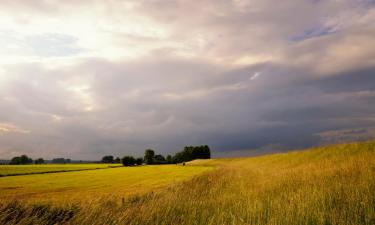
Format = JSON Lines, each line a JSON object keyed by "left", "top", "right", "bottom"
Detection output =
{"left": 0, "top": 164, "right": 122, "bottom": 176}
{"left": 1, "top": 141, "right": 375, "bottom": 224}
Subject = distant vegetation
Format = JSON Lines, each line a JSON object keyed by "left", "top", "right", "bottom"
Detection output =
{"left": 172, "top": 145, "right": 211, "bottom": 163}
{"left": 101, "top": 145, "right": 211, "bottom": 167}
{"left": 9, "top": 155, "right": 33, "bottom": 165}
{"left": 52, "top": 158, "right": 71, "bottom": 164}
{"left": 6, "top": 145, "right": 211, "bottom": 167}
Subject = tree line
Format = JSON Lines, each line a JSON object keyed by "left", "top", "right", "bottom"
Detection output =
{"left": 8, "top": 155, "right": 72, "bottom": 165}
{"left": 103, "top": 145, "right": 211, "bottom": 167}
{"left": 7, "top": 145, "right": 211, "bottom": 166}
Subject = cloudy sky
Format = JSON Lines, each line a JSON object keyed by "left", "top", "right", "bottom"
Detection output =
{"left": 0, "top": 0, "right": 374, "bottom": 160}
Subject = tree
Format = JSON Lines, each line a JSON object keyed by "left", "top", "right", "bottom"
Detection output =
{"left": 166, "top": 155, "right": 172, "bottom": 164}
{"left": 52, "top": 158, "right": 67, "bottom": 164}
{"left": 101, "top": 155, "right": 114, "bottom": 163}
{"left": 34, "top": 158, "right": 45, "bottom": 164}
{"left": 154, "top": 154, "right": 166, "bottom": 164}
{"left": 136, "top": 157, "right": 143, "bottom": 165}
{"left": 144, "top": 149, "right": 155, "bottom": 165}
{"left": 10, "top": 155, "right": 33, "bottom": 165}
{"left": 115, "top": 157, "right": 121, "bottom": 163}
{"left": 172, "top": 145, "right": 211, "bottom": 163}
{"left": 172, "top": 152, "right": 184, "bottom": 164}
{"left": 122, "top": 156, "right": 135, "bottom": 166}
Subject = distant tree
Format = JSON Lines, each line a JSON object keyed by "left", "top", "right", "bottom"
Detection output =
{"left": 34, "top": 158, "right": 45, "bottom": 164}
{"left": 10, "top": 155, "right": 33, "bottom": 165}
{"left": 101, "top": 155, "right": 114, "bottom": 163}
{"left": 136, "top": 157, "right": 143, "bottom": 165}
{"left": 172, "top": 152, "right": 184, "bottom": 164}
{"left": 166, "top": 155, "right": 172, "bottom": 164}
{"left": 172, "top": 145, "right": 211, "bottom": 163}
{"left": 144, "top": 149, "right": 155, "bottom": 165}
{"left": 153, "top": 154, "right": 166, "bottom": 164}
{"left": 52, "top": 158, "right": 67, "bottom": 164}
{"left": 115, "top": 157, "right": 121, "bottom": 163}
{"left": 202, "top": 145, "right": 211, "bottom": 159}
{"left": 122, "top": 156, "right": 135, "bottom": 166}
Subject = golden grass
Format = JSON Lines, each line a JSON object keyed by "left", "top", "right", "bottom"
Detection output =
{"left": 1, "top": 141, "right": 374, "bottom": 224}
{"left": 0, "top": 165, "right": 212, "bottom": 204}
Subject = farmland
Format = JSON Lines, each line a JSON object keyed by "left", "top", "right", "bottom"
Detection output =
{"left": 0, "top": 141, "right": 374, "bottom": 224}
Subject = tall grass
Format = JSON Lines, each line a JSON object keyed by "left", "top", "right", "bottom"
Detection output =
{"left": 1, "top": 141, "right": 374, "bottom": 224}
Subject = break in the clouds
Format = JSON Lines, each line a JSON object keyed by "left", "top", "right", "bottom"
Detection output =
{"left": 0, "top": 0, "right": 374, "bottom": 160}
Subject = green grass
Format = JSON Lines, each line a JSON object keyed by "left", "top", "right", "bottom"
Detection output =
{"left": 0, "top": 164, "right": 122, "bottom": 176}
{"left": 0, "top": 141, "right": 374, "bottom": 225}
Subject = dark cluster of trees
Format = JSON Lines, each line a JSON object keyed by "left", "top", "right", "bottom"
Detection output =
{"left": 101, "top": 155, "right": 121, "bottom": 163}
{"left": 172, "top": 145, "right": 211, "bottom": 163}
{"left": 107, "top": 145, "right": 211, "bottom": 167}
{"left": 9, "top": 155, "right": 73, "bottom": 165}
{"left": 8, "top": 145, "right": 211, "bottom": 166}
{"left": 9, "top": 155, "right": 33, "bottom": 165}
{"left": 52, "top": 158, "right": 71, "bottom": 164}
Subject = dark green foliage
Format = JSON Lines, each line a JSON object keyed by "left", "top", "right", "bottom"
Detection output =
{"left": 51, "top": 158, "right": 70, "bottom": 164}
{"left": 122, "top": 156, "right": 135, "bottom": 166}
{"left": 34, "top": 158, "right": 45, "bottom": 164}
{"left": 144, "top": 149, "right": 155, "bottom": 165}
{"left": 136, "top": 158, "right": 143, "bottom": 165}
{"left": 9, "top": 155, "right": 33, "bottom": 165}
{"left": 115, "top": 157, "right": 121, "bottom": 163}
{"left": 172, "top": 145, "right": 211, "bottom": 163}
{"left": 153, "top": 154, "right": 166, "bottom": 164}
{"left": 166, "top": 155, "right": 172, "bottom": 164}
{"left": 101, "top": 155, "right": 114, "bottom": 163}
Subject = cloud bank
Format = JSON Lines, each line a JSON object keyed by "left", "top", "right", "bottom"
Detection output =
{"left": 0, "top": 0, "right": 374, "bottom": 159}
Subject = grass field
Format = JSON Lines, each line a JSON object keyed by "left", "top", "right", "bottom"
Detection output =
{"left": 0, "top": 164, "right": 122, "bottom": 176}
{"left": 0, "top": 165, "right": 212, "bottom": 203}
{"left": 0, "top": 141, "right": 374, "bottom": 224}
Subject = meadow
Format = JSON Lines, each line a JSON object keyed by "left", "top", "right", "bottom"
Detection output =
{"left": 0, "top": 164, "right": 122, "bottom": 176}
{"left": 0, "top": 141, "right": 374, "bottom": 225}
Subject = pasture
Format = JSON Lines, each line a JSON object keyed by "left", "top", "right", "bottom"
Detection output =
{"left": 0, "top": 141, "right": 374, "bottom": 225}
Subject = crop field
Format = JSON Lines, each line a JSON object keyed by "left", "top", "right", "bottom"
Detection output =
{"left": 0, "top": 141, "right": 374, "bottom": 225}
{"left": 0, "top": 164, "right": 122, "bottom": 176}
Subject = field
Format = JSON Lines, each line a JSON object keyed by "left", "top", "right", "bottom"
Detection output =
{"left": 0, "top": 164, "right": 122, "bottom": 176}
{"left": 0, "top": 141, "right": 374, "bottom": 225}
{"left": 0, "top": 165, "right": 212, "bottom": 203}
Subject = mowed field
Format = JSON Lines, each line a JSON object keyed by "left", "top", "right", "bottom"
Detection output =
{"left": 0, "top": 164, "right": 122, "bottom": 176}
{"left": 0, "top": 141, "right": 374, "bottom": 225}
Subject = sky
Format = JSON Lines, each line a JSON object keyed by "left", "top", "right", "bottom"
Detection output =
{"left": 0, "top": 0, "right": 374, "bottom": 160}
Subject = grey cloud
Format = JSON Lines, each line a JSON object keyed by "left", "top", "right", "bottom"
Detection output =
{"left": 0, "top": 0, "right": 374, "bottom": 160}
